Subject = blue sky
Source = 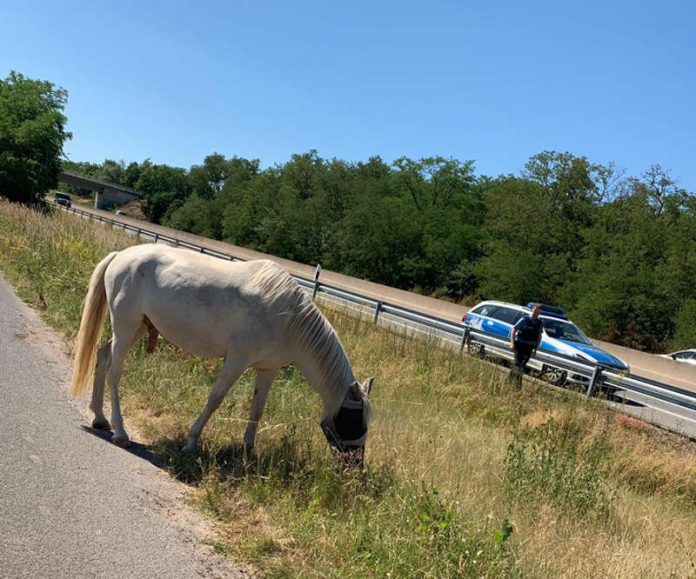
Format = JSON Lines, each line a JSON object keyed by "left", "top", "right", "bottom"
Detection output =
{"left": 2, "top": 0, "right": 695, "bottom": 189}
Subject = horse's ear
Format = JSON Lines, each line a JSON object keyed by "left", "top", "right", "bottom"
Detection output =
{"left": 347, "top": 381, "right": 362, "bottom": 401}
{"left": 363, "top": 377, "right": 374, "bottom": 397}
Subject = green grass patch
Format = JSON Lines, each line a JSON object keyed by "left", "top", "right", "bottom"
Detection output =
{"left": 505, "top": 410, "right": 616, "bottom": 519}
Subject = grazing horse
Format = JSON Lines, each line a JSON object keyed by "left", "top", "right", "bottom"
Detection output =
{"left": 70, "top": 244, "right": 373, "bottom": 461}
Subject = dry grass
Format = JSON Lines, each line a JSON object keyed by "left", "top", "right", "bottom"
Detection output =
{"left": 2, "top": 198, "right": 696, "bottom": 577}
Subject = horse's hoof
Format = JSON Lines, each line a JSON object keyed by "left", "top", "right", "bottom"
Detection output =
{"left": 92, "top": 418, "right": 112, "bottom": 431}
{"left": 181, "top": 442, "right": 198, "bottom": 454}
{"left": 112, "top": 435, "right": 131, "bottom": 448}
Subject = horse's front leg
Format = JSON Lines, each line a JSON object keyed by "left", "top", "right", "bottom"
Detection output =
{"left": 182, "top": 356, "right": 247, "bottom": 453}
{"left": 244, "top": 368, "right": 279, "bottom": 452}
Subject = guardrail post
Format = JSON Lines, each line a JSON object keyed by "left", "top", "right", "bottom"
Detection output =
{"left": 312, "top": 264, "right": 322, "bottom": 300}
{"left": 586, "top": 366, "right": 603, "bottom": 398}
{"left": 199, "top": 246, "right": 205, "bottom": 253}
{"left": 459, "top": 327, "right": 470, "bottom": 352}
{"left": 154, "top": 232, "right": 159, "bottom": 243}
{"left": 373, "top": 301, "right": 383, "bottom": 324}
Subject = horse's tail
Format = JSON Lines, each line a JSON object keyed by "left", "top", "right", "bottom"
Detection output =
{"left": 69, "top": 251, "right": 119, "bottom": 396}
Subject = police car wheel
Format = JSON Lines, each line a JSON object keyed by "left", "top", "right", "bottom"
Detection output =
{"left": 545, "top": 366, "right": 567, "bottom": 386}
{"left": 468, "top": 342, "right": 485, "bottom": 358}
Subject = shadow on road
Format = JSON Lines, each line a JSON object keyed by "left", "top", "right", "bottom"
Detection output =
{"left": 80, "top": 425, "right": 164, "bottom": 467}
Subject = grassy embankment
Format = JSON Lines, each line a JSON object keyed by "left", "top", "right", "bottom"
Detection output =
{"left": 1, "top": 199, "right": 695, "bottom": 577}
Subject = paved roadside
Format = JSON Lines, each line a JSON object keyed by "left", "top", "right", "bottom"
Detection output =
{"left": 0, "top": 274, "right": 244, "bottom": 579}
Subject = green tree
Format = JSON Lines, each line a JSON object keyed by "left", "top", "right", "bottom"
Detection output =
{"left": 567, "top": 167, "right": 689, "bottom": 351}
{"left": 165, "top": 193, "right": 221, "bottom": 239}
{"left": 189, "top": 153, "right": 229, "bottom": 199}
{"left": 333, "top": 194, "right": 423, "bottom": 287}
{"left": 0, "top": 71, "right": 71, "bottom": 204}
{"left": 673, "top": 299, "right": 696, "bottom": 350}
{"left": 477, "top": 151, "right": 609, "bottom": 305}
{"left": 99, "top": 159, "right": 126, "bottom": 184}
{"left": 123, "top": 161, "right": 144, "bottom": 188}
{"left": 135, "top": 163, "right": 190, "bottom": 223}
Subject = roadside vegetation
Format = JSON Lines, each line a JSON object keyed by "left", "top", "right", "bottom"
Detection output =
{"left": 1, "top": 201, "right": 696, "bottom": 577}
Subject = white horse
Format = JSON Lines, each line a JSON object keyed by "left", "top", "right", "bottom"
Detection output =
{"left": 70, "top": 244, "right": 373, "bottom": 461}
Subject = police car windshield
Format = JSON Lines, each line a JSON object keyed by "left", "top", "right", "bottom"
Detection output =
{"left": 540, "top": 318, "right": 592, "bottom": 345}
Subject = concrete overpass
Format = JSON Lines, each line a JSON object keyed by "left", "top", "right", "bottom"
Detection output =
{"left": 58, "top": 171, "right": 141, "bottom": 210}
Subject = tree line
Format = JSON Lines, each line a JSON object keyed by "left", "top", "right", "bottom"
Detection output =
{"left": 63, "top": 152, "right": 696, "bottom": 354}
{"left": 1, "top": 72, "right": 693, "bottom": 353}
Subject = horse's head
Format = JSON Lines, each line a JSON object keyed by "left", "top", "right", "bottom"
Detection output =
{"left": 321, "top": 377, "right": 374, "bottom": 467}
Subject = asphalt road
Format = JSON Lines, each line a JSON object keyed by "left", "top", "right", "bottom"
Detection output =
{"left": 0, "top": 275, "right": 243, "bottom": 579}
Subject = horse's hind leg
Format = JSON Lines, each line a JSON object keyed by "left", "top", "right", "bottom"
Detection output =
{"left": 244, "top": 369, "right": 279, "bottom": 451}
{"left": 183, "top": 355, "right": 248, "bottom": 453}
{"left": 90, "top": 340, "right": 112, "bottom": 430}
{"left": 107, "top": 319, "right": 145, "bottom": 447}
{"left": 91, "top": 325, "right": 146, "bottom": 432}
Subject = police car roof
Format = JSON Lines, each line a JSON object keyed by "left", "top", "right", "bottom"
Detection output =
{"left": 471, "top": 300, "right": 571, "bottom": 322}
{"left": 525, "top": 302, "right": 569, "bottom": 320}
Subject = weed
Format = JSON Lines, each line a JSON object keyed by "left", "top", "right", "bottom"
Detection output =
{"left": 504, "top": 412, "right": 616, "bottom": 518}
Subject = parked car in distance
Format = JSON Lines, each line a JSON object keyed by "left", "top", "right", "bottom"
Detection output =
{"left": 115, "top": 209, "right": 127, "bottom": 216}
{"left": 659, "top": 349, "right": 696, "bottom": 365}
{"left": 54, "top": 192, "right": 72, "bottom": 208}
{"left": 462, "top": 300, "right": 630, "bottom": 385}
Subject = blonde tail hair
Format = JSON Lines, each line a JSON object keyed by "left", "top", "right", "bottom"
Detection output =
{"left": 69, "top": 252, "right": 119, "bottom": 395}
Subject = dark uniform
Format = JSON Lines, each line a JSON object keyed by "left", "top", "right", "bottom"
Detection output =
{"left": 510, "top": 315, "right": 543, "bottom": 381}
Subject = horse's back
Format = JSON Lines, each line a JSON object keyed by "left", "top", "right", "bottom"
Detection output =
{"left": 105, "top": 245, "right": 282, "bottom": 300}
{"left": 103, "top": 245, "right": 303, "bottom": 358}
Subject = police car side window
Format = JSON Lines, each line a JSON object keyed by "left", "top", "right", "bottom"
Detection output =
{"left": 490, "top": 307, "right": 523, "bottom": 324}
{"left": 473, "top": 305, "right": 499, "bottom": 317}
{"left": 511, "top": 312, "right": 525, "bottom": 325}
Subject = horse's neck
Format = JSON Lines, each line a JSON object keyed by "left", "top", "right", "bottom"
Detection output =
{"left": 292, "top": 333, "right": 356, "bottom": 417}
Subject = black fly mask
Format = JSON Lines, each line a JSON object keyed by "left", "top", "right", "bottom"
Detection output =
{"left": 320, "top": 378, "right": 373, "bottom": 467}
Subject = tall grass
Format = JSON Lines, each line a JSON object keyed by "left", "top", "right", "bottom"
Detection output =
{"left": 505, "top": 411, "right": 616, "bottom": 519}
{"left": 2, "top": 199, "right": 696, "bottom": 577}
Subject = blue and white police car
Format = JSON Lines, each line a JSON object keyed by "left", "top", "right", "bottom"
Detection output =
{"left": 461, "top": 300, "right": 630, "bottom": 385}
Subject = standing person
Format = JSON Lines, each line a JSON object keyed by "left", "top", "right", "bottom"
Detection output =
{"left": 509, "top": 303, "right": 543, "bottom": 385}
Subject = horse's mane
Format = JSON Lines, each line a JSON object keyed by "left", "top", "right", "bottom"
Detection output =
{"left": 249, "top": 261, "right": 355, "bottom": 405}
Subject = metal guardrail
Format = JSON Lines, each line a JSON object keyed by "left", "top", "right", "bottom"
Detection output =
{"left": 62, "top": 205, "right": 696, "bottom": 416}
